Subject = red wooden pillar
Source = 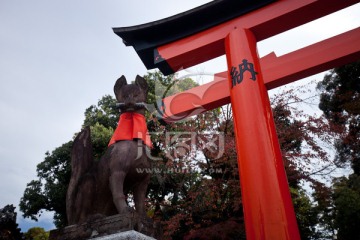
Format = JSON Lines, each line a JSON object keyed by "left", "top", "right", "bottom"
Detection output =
{"left": 225, "top": 28, "right": 300, "bottom": 240}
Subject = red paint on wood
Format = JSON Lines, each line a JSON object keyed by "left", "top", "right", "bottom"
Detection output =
{"left": 161, "top": 28, "right": 360, "bottom": 122}
{"left": 157, "top": 0, "right": 359, "bottom": 72}
{"left": 225, "top": 28, "right": 300, "bottom": 240}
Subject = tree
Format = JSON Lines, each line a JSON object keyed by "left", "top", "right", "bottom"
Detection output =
{"left": 317, "top": 60, "right": 360, "bottom": 173}
{"left": 271, "top": 83, "right": 337, "bottom": 183}
{"left": 269, "top": 85, "right": 336, "bottom": 239}
{"left": 24, "top": 227, "right": 49, "bottom": 240}
{"left": 0, "top": 204, "right": 23, "bottom": 240}
{"left": 20, "top": 141, "right": 73, "bottom": 227}
{"left": 317, "top": 61, "right": 360, "bottom": 239}
{"left": 20, "top": 96, "right": 118, "bottom": 228}
{"left": 83, "top": 95, "right": 118, "bottom": 129}
{"left": 332, "top": 174, "right": 360, "bottom": 240}
{"left": 290, "top": 187, "right": 320, "bottom": 239}
{"left": 156, "top": 108, "right": 245, "bottom": 239}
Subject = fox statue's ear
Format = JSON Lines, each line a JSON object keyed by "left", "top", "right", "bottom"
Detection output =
{"left": 114, "top": 75, "right": 127, "bottom": 101}
{"left": 135, "top": 75, "right": 148, "bottom": 92}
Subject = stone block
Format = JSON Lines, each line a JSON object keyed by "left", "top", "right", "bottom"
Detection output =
{"left": 49, "top": 213, "right": 161, "bottom": 240}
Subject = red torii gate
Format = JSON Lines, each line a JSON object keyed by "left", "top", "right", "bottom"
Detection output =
{"left": 114, "top": 0, "right": 360, "bottom": 239}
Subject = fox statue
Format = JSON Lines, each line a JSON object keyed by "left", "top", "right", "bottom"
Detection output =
{"left": 66, "top": 75, "right": 152, "bottom": 225}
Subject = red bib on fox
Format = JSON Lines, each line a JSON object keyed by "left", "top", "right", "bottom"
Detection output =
{"left": 108, "top": 112, "right": 153, "bottom": 148}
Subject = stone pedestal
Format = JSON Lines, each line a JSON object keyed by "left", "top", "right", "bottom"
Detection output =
{"left": 49, "top": 213, "right": 161, "bottom": 240}
{"left": 92, "top": 230, "right": 155, "bottom": 240}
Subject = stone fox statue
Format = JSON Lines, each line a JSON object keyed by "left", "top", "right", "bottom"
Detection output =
{"left": 66, "top": 75, "right": 152, "bottom": 225}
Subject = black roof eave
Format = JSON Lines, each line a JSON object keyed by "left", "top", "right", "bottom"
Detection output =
{"left": 113, "top": 0, "right": 276, "bottom": 75}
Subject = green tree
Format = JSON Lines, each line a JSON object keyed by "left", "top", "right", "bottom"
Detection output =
{"left": 83, "top": 95, "right": 118, "bottom": 130}
{"left": 290, "top": 188, "right": 320, "bottom": 240}
{"left": 24, "top": 227, "right": 49, "bottom": 240}
{"left": 20, "top": 96, "right": 118, "bottom": 228}
{"left": 317, "top": 61, "right": 360, "bottom": 239}
{"left": 0, "top": 205, "right": 23, "bottom": 240}
{"left": 332, "top": 174, "right": 360, "bottom": 240}
{"left": 317, "top": 60, "right": 360, "bottom": 173}
{"left": 20, "top": 141, "right": 72, "bottom": 227}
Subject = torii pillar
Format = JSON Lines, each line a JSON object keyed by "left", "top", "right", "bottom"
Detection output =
{"left": 224, "top": 28, "right": 300, "bottom": 239}
{"left": 113, "top": 0, "right": 360, "bottom": 239}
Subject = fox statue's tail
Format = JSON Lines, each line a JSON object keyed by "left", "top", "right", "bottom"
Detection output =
{"left": 66, "top": 127, "right": 94, "bottom": 225}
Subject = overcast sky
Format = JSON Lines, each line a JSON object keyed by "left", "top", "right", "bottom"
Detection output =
{"left": 0, "top": 0, "right": 359, "bottom": 232}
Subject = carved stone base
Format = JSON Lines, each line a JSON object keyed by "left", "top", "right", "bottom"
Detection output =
{"left": 49, "top": 213, "right": 162, "bottom": 240}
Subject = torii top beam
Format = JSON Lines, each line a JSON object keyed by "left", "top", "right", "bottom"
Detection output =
{"left": 160, "top": 27, "right": 360, "bottom": 121}
{"left": 114, "top": 0, "right": 359, "bottom": 75}
{"left": 113, "top": 0, "right": 276, "bottom": 75}
{"left": 114, "top": 0, "right": 360, "bottom": 122}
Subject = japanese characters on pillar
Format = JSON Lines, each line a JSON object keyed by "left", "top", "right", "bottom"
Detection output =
{"left": 230, "top": 59, "right": 258, "bottom": 88}
{"left": 225, "top": 28, "right": 300, "bottom": 240}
